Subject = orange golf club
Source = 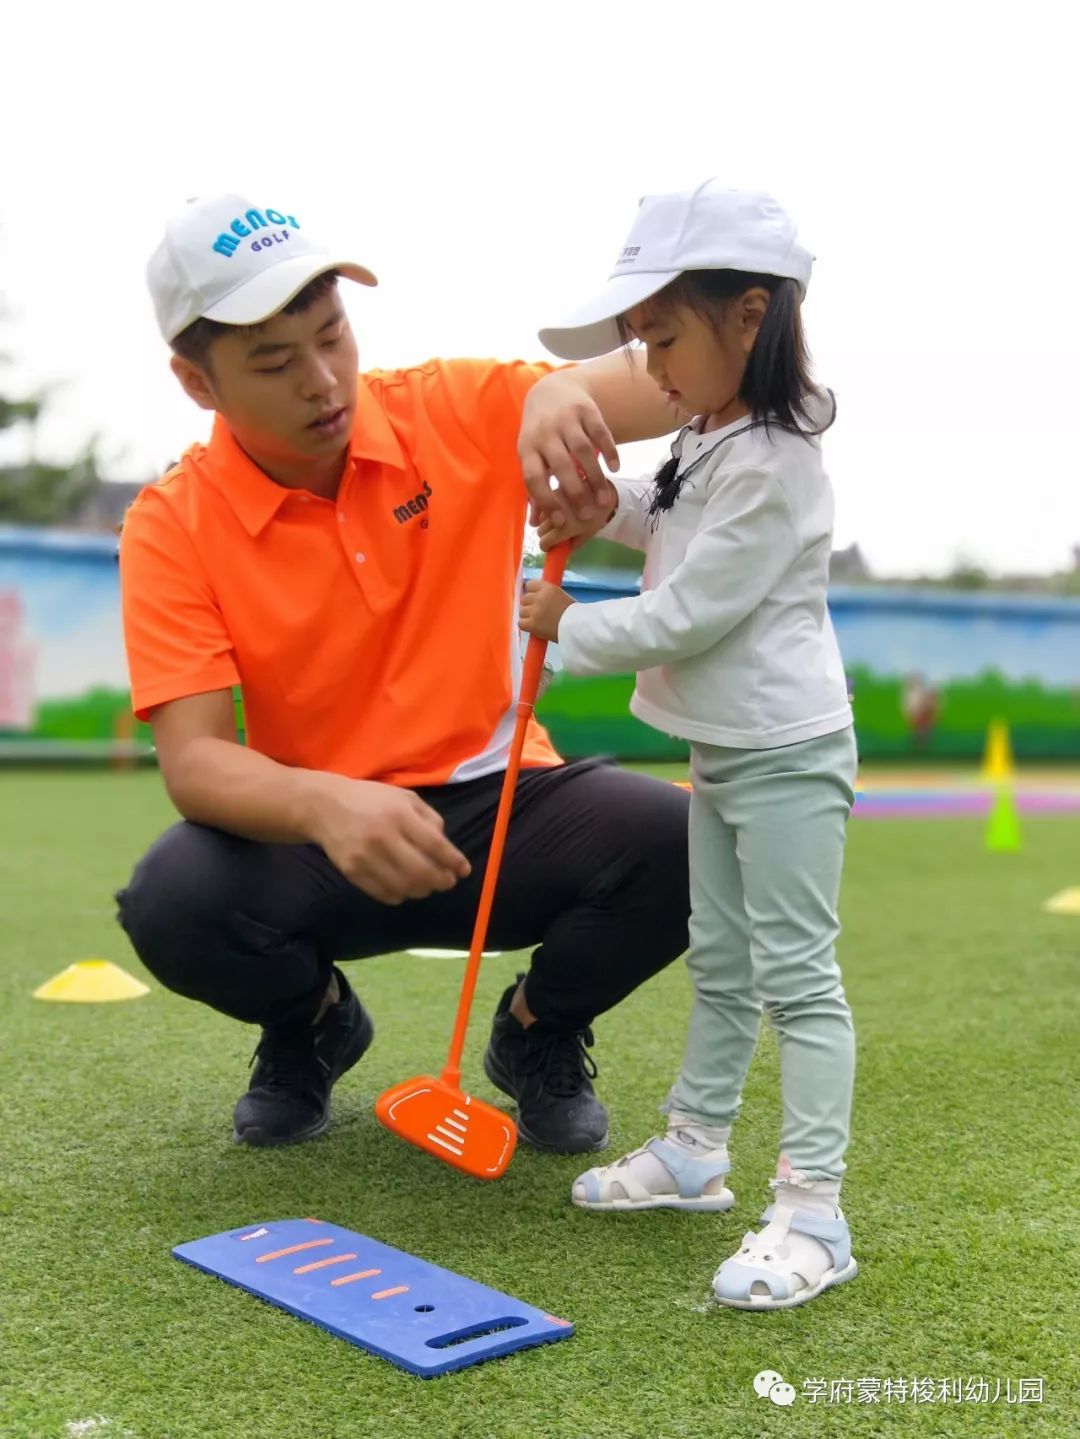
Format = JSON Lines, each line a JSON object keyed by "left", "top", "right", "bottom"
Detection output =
{"left": 376, "top": 542, "right": 572, "bottom": 1179}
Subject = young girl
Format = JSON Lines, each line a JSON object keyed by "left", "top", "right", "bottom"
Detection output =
{"left": 519, "top": 181, "right": 858, "bottom": 1310}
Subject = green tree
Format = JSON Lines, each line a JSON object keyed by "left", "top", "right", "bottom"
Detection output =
{"left": 945, "top": 563, "right": 990, "bottom": 591}
{"left": 0, "top": 394, "right": 41, "bottom": 430}
{"left": 0, "top": 306, "right": 103, "bottom": 524}
{"left": 575, "top": 535, "right": 643, "bottom": 573}
{"left": 0, "top": 451, "right": 104, "bottom": 524}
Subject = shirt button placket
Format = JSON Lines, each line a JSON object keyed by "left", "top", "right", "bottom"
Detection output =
{"left": 338, "top": 514, "right": 368, "bottom": 589}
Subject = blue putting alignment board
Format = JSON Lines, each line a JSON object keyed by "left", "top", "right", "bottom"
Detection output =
{"left": 173, "top": 1217, "right": 573, "bottom": 1378}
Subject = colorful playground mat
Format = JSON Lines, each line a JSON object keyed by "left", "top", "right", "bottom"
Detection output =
{"left": 173, "top": 1218, "right": 573, "bottom": 1377}
{"left": 852, "top": 769, "right": 1080, "bottom": 818}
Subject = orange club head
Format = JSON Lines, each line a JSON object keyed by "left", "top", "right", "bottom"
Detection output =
{"left": 375, "top": 1077, "right": 517, "bottom": 1180}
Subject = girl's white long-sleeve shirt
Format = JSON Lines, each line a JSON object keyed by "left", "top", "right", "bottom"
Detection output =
{"left": 557, "top": 410, "right": 853, "bottom": 749}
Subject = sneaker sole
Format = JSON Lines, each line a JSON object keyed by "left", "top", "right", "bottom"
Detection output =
{"left": 233, "top": 1114, "right": 332, "bottom": 1148}
{"left": 234, "top": 1004, "right": 375, "bottom": 1149}
{"left": 483, "top": 1050, "right": 608, "bottom": 1155}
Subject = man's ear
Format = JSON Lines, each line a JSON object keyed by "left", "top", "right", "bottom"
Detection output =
{"left": 170, "top": 353, "right": 218, "bottom": 412}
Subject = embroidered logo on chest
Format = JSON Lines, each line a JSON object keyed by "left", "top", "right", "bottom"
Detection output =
{"left": 391, "top": 479, "right": 432, "bottom": 527}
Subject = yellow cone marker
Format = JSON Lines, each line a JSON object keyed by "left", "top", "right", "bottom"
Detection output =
{"left": 985, "top": 788, "right": 1021, "bottom": 853}
{"left": 981, "top": 719, "right": 1015, "bottom": 783}
{"left": 33, "top": 959, "right": 150, "bottom": 1003}
{"left": 1043, "top": 887, "right": 1080, "bottom": 916}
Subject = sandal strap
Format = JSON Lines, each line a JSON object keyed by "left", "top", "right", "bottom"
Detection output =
{"left": 760, "top": 1203, "right": 852, "bottom": 1270}
{"left": 643, "top": 1138, "right": 731, "bottom": 1199}
{"left": 575, "top": 1136, "right": 731, "bottom": 1204}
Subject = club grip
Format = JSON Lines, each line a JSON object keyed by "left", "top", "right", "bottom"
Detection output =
{"left": 519, "top": 544, "right": 570, "bottom": 708}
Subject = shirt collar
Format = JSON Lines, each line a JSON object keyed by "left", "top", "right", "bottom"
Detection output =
{"left": 205, "top": 374, "right": 407, "bottom": 538}
{"left": 350, "top": 374, "right": 406, "bottom": 470}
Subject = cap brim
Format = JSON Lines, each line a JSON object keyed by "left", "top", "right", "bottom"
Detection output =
{"left": 538, "top": 270, "right": 681, "bottom": 360}
{"left": 201, "top": 254, "right": 377, "bottom": 327}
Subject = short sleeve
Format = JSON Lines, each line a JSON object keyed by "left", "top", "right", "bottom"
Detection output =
{"left": 436, "top": 358, "right": 566, "bottom": 473}
{"left": 119, "top": 487, "right": 240, "bottom": 719}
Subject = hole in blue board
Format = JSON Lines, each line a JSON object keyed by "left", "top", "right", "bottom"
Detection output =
{"left": 425, "top": 1316, "right": 529, "bottom": 1349}
{"left": 414, "top": 1304, "right": 435, "bottom": 1312}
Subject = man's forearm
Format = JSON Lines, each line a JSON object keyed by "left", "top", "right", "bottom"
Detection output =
{"left": 549, "top": 350, "right": 677, "bottom": 444}
{"left": 157, "top": 729, "right": 471, "bottom": 906}
{"left": 519, "top": 349, "right": 678, "bottom": 523}
{"left": 163, "top": 736, "right": 336, "bottom": 845}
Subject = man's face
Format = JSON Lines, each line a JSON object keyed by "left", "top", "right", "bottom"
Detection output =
{"left": 175, "top": 289, "right": 360, "bottom": 467}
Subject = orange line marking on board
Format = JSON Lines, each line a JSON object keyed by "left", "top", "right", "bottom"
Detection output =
{"left": 293, "top": 1253, "right": 358, "bottom": 1274}
{"left": 256, "top": 1238, "right": 334, "bottom": 1263}
{"left": 330, "top": 1269, "right": 382, "bottom": 1287}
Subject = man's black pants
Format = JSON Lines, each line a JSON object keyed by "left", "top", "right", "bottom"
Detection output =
{"left": 116, "top": 759, "right": 691, "bottom": 1031}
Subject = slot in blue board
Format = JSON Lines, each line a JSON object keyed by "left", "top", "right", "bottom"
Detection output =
{"left": 173, "top": 1218, "right": 573, "bottom": 1378}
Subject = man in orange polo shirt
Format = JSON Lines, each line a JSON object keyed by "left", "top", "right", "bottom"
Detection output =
{"left": 116, "top": 194, "right": 690, "bottom": 1153}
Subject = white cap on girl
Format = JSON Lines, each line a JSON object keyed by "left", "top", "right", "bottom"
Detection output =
{"left": 539, "top": 181, "right": 813, "bottom": 361}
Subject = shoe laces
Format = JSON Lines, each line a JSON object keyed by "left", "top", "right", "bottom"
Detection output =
{"left": 526, "top": 1025, "right": 598, "bottom": 1098}
{"left": 250, "top": 1025, "right": 322, "bottom": 1093}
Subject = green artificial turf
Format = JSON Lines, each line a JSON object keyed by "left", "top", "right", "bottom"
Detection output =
{"left": 1, "top": 769, "right": 1078, "bottom": 1438}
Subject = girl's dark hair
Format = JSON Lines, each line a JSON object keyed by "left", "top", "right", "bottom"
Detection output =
{"left": 171, "top": 270, "right": 341, "bottom": 370}
{"left": 617, "top": 270, "right": 833, "bottom": 517}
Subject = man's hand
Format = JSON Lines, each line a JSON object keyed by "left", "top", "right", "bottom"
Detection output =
{"left": 519, "top": 351, "right": 679, "bottom": 526}
{"left": 308, "top": 777, "right": 472, "bottom": 905}
{"left": 519, "top": 371, "right": 619, "bottom": 528}
{"left": 149, "top": 693, "right": 470, "bottom": 905}
{"left": 519, "top": 580, "right": 576, "bottom": 643}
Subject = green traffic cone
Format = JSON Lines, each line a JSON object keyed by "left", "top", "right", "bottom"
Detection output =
{"left": 985, "top": 787, "right": 1021, "bottom": 852}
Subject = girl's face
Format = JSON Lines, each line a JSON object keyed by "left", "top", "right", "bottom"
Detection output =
{"left": 623, "top": 289, "right": 768, "bottom": 427}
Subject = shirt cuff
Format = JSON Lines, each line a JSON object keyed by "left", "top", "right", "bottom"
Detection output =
{"left": 596, "top": 483, "right": 637, "bottom": 540}
{"left": 130, "top": 661, "right": 241, "bottom": 721}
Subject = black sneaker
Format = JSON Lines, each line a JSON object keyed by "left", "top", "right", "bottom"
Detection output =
{"left": 483, "top": 975, "right": 608, "bottom": 1154}
{"left": 233, "top": 969, "right": 374, "bottom": 1147}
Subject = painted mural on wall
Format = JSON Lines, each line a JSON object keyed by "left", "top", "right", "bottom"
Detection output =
{"left": 0, "top": 528, "right": 151, "bottom": 754}
{"left": 0, "top": 586, "right": 38, "bottom": 729}
{"left": 831, "top": 587, "right": 1080, "bottom": 759}
{"left": 538, "top": 579, "right": 1080, "bottom": 761}
{"left": 1, "top": 528, "right": 1078, "bottom": 762}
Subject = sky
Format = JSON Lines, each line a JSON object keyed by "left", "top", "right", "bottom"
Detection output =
{"left": 1, "top": 0, "right": 1076, "bottom": 577}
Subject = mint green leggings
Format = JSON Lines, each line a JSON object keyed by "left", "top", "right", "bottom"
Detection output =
{"left": 665, "top": 727, "right": 858, "bottom": 1182}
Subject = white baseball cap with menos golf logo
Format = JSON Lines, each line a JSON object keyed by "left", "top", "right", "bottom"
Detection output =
{"left": 146, "top": 193, "right": 377, "bottom": 343}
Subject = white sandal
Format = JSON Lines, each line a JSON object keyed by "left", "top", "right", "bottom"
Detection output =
{"left": 572, "top": 1136, "right": 735, "bottom": 1212}
{"left": 712, "top": 1203, "right": 857, "bottom": 1309}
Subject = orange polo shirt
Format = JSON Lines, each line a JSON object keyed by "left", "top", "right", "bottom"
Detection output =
{"left": 119, "top": 358, "right": 563, "bottom": 786}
